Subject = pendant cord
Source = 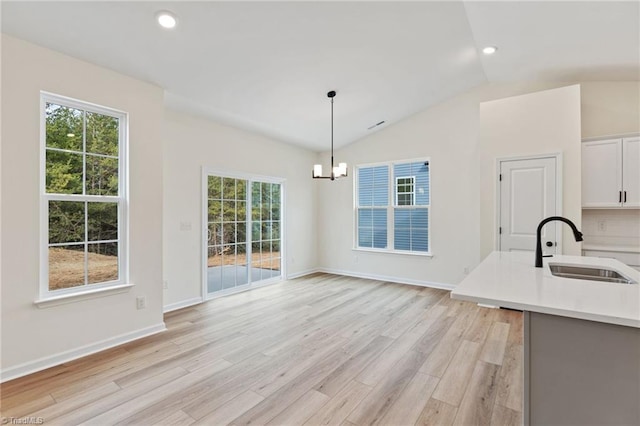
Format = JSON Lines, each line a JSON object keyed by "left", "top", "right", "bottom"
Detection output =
{"left": 330, "top": 96, "right": 334, "bottom": 176}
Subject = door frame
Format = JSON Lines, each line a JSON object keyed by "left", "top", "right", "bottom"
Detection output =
{"left": 495, "top": 152, "right": 563, "bottom": 253}
{"left": 201, "top": 167, "right": 287, "bottom": 301}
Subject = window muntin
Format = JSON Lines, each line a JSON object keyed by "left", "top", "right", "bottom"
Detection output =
{"left": 356, "top": 159, "right": 430, "bottom": 254}
{"left": 42, "top": 94, "right": 127, "bottom": 296}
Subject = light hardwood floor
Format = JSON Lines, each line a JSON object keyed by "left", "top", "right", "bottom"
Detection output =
{"left": 0, "top": 273, "right": 523, "bottom": 425}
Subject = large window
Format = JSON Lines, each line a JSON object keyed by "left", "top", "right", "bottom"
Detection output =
{"left": 355, "top": 159, "right": 430, "bottom": 254}
{"left": 41, "top": 93, "right": 127, "bottom": 297}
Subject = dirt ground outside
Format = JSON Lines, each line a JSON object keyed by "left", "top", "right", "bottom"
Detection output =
{"left": 49, "top": 247, "right": 118, "bottom": 290}
{"left": 207, "top": 251, "right": 281, "bottom": 270}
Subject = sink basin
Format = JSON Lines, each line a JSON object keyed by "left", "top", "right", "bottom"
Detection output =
{"left": 549, "top": 263, "right": 637, "bottom": 284}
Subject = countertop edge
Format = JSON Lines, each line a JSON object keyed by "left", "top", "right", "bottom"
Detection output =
{"left": 450, "top": 291, "right": 640, "bottom": 329}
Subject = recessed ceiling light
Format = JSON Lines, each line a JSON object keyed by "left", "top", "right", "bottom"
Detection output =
{"left": 156, "top": 11, "right": 177, "bottom": 29}
{"left": 482, "top": 46, "right": 498, "bottom": 55}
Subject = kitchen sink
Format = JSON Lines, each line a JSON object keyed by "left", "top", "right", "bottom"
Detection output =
{"left": 549, "top": 263, "right": 637, "bottom": 284}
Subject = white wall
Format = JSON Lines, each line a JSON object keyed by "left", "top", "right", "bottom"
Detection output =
{"left": 1, "top": 35, "right": 165, "bottom": 379}
{"left": 318, "top": 81, "right": 639, "bottom": 287}
{"left": 479, "top": 85, "right": 582, "bottom": 257}
{"left": 162, "top": 109, "right": 318, "bottom": 310}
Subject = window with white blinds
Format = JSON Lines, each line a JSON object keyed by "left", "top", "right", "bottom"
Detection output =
{"left": 355, "top": 159, "right": 430, "bottom": 254}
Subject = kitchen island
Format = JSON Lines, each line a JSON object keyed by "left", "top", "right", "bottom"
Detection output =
{"left": 452, "top": 251, "right": 640, "bottom": 425}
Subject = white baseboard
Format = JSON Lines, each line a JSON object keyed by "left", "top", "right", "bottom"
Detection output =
{"left": 286, "top": 268, "right": 321, "bottom": 280}
{"left": 163, "top": 297, "right": 203, "bottom": 313}
{"left": 316, "top": 267, "right": 455, "bottom": 291}
{"left": 0, "top": 323, "right": 166, "bottom": 383}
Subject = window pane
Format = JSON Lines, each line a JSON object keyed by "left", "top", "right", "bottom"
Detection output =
{"left": 271, "top": 257, "right": 281, "bottom": 272}
{"left": 223, "top": 222, "right": 236, "bottom": 244}
{"left": 416, "top": 164, "right": 430, "bottom": 206}
{"left": 88, "top": 202, "right": 118, "bottom": 241}
{"left": 237, "top": 243, "right": 248, "bottom": 286}
{"left": 208, "top": 223, "right": 222, "bottom": 246}
{"left": 223, "top": 178, "right": 236, "bottom": 199}
{"left": 223, "top": 246, "right": 237, "bottom": 289}
{"left": 208, "top": 176, "right": 222, "bottom": 199}
{"left": 272, "top": 239, "right": 281, "bottom": 255}
{"left": 207, "top": 246, "right": 223, "bottom": 293}
{"left": 250, "top": 243, "right": 261, "bottom": 281}
{"left": 221, "top": 245, "right": 234, "bottom": 264}
{"left": 272, "top": 221, "right": 280, "bottom": 241}
{"left": 411, "top": 209, "right": 429, "bottom": 251}
{"left": 262, "top": 222, "right": 272, "bottom": 241}
{"left": 357, "top": 208, "right": 387, "bottom": 249}
{"left": 372, "top": 209, "right": 387, "bottom": 249}
{"left": 237, "top": 180, "right": 247, "bottom": 200}
{"left": 208, "top": 200, "right": 222, "bottom": 222}
{"left": 358, "top": 228, "right": 372, "bottom": 248}
{"left": 272, "top": 184, "right": 280, "bottom": 203}
{"left": 49, "top": 245, "right": 85, "bottom": 290}
{"left": 237, "top": 222, "right": 247, "bottom": 243}
{"left": 394, "top": 208, "right": 429, "bottom": 252}
{"left": 358, "top": 168, "right": 374, "bottom": 206}
{"left": 394, "top": 228, "right": 411, "bottom": 251}
{"left": 394, "top": 209, "right": 410, "bottom": 251}
{"left": 86, "top": 112, "right": 119, "bottom": 156}
{"left": 49, "top": 201, "right": 85, "bottom": 244}
{"left": 88, "top": 242, "right": 118, "bottom": 284}
{"left": 237, "top": 201, "right": 246, "bottom": 221}
{"left": 86, "top": 154, "right": 118, "bottom": 196}
{"left": 398, "top": 193, "right": 414, "bottom": 206}
{"left": 46, "top": 150, "right": 83, "bottom": 194}
{"left": 208, "top": 245, "right": 223, "bottom": 267}
{"left": 261, "top": 183, "right": 271, "bottom": 221}
{"left": 223, "top": 200, "right": 236, "bottom": 221}
{"left": 358, "top": 209, "right": 372, "bottom": 227}
{"left": 358, "top": 166, "right": 389, "bottom": 207}
{"left": 373, "top": 228, "right": 388, "bottom": 249}
{"left": 45, "top": 103, "right": 83, "bottom": 151}
{"left": 252, "top": 222, "right": 261, "bottom": 242}
{"left": 271, "top": 189, "right": 281, "bottom": 220}
{"left": 261, "top": 241, "right": 271, "bottom": 256}
{"left": 252, "top": 182, "right": 261, "bottom": 221}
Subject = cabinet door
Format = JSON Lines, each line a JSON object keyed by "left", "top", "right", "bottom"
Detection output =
{"left": 582, "top": 139, "right": 622, "bottom": 208}
{"left": 622, "top": 137, "right": 640, "bottom": 207}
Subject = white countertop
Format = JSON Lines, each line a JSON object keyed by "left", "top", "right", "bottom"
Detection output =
{"left": 451, "top": 251, "right": 640, "bottom": 328}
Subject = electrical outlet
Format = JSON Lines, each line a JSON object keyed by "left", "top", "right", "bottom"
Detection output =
{"left": 180, "top": 221, "right": 192, "bottom": 231}
{"left": 136, "top": 296, "right": 146, "bottom": 310}
{"left": 163, "top": 280, "right": 168, "bottom": 290}
{"left": 463, "top": 266, "right": 470, "bottom": 275}
{"left": 598, "top": 220, "right": 607, "bottom": 232}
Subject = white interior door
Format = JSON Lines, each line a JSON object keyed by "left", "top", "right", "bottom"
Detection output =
{"left": 499, "top": 157, "right": 558, "bottom": 253}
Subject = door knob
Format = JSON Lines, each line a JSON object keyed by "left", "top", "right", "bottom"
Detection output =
{"left": 546, "top": 241, "right": 554, "bottom": 247}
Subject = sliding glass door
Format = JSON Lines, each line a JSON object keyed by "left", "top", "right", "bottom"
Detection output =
{"left": 205, "top": 172, "right": 283, "bottom": 297}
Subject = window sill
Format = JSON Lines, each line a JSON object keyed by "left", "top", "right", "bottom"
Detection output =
{"left": 34, "top": 283, "right": 134, "bottom": 308}
{"left": 352, "top": 247, "right": 433, "bottom": 258}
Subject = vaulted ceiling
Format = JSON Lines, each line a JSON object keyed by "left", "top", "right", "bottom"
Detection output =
{"left": 2, "top": 1, "right": 638, "bottom": 151}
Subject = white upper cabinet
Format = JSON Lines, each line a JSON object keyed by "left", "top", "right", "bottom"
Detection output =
{"left": 582, "top": 137, "right": 640, "bottom": 208}
{"left": 622, "top": 137, "right": 640, "bottom": 207}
